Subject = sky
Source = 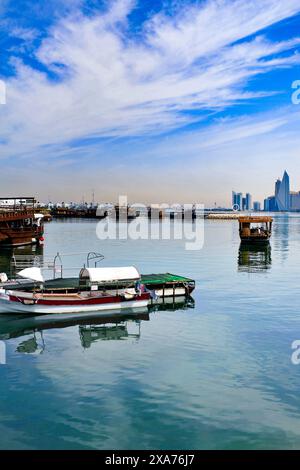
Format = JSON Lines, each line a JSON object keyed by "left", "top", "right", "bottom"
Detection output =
{"left": 1, "top": 0, "right": 300, "bottom": 206}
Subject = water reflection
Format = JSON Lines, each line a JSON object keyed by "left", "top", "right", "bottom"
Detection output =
{"left": 149, "top": 295, "right": 195, "bottom": 311}
{"left": 273, "top": 215, "right": 289, "bottom": 261}
{"left": 0, "top": 244, "right": 44, "bottom": 275}
{"left": 16, "top": 333, "right": 45, "bottom": 355}
{"left": 79, "top": 322, "right": 142, "bottom": 347}
{"left": 0, "top": 296, "right": 194, "bottom": 353}
{"left": 238, "top": 243, "right": 272, "bottom": 273}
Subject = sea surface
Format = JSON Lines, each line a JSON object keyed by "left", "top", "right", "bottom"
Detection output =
{"left": 0, "top": 215, "right": 300, "bottom": 450}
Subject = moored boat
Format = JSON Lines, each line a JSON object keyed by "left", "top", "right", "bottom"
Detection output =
{"left": 140, "top": 273, "right": 195, "bottom": 297}
{"left": 0, "top": 271, "right": 196, "bottom": 299}
{"left": 0, "top": 266, "right": 150, "bottom": 315}
{"left": 0, "top": 197, "right": 44, "bottom": 247}
{"left": 0, "top": 252, "right": 196, "bottom": 303}
{"left": 239, "top": 216, "right": 273, "bottom": 244}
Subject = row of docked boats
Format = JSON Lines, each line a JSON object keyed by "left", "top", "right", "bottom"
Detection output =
{"left": 0, "top": 265, "right": 195, "bottom": 315}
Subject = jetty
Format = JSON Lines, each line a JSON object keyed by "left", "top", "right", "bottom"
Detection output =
{"left": 47, "top": 202, "right": 246, "bottom": 220}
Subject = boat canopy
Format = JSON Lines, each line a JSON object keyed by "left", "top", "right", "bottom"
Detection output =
{"left": 17, "top": 267, "right": 44, "bottom": 283}
{"left": 80, "top": 266, "right": 140, "bottom": 283}
{"left": 239, "top": 216, "right": 273, "bottom": 224}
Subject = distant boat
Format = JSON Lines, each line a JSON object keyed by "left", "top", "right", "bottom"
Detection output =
{"left": 0, "top": 197, "right": 44, "bottom": 247}
{"left": 239, "top": 216, "right": 273, "bottom": 244}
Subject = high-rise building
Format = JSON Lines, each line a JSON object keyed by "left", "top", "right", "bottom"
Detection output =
{"left": 290, "top": 191, "right": 300, "bottom": 211}
{"left": 232, "top": 191, "right": 243, "bottom": 211}
{"left": 232, "top": 191, "right": 252, "bottom": 211}
{"left": 264, "top": 196, "right": 277, "bottom": 212}
{"left": 236, "top": 193, "right": 243, "bottom": 211}
{"left": 275, "top": 178, "right": 281, "bottom": 198}
{"left": 253, "top": 201, "right": 261, "bottom": 211}
{"left": 232, "top": 191, "right": 237, "bottom": 209}
{"left": 245, "top": 193, "right": 252, "bottom": 211}
{"left": 264, "top": 198, "right": 270, "bottom": 211}
{"left": 276, "top": 171, "right": 290, "bottom": 211}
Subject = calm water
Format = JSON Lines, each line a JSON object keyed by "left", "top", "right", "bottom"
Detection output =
{"left": 0, "top": 215, "right": 300, "bottom": 450}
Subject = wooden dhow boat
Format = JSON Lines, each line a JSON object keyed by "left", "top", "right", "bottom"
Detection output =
{"left": 0, "top": 266, "right": 150, "bottom": 315}
{"left": 239, "top": 216, "right": 273, "bottom": 244}
{"left": 0, "top": 197, "right": 44, "bottom": 247}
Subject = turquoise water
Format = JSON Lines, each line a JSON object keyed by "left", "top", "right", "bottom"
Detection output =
{"left": 0, "top": 215, "right": 300, "bottom": 450}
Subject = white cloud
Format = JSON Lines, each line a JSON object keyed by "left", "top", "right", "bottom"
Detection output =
{"left": 0, "top": 0, "right": 300, "bottom": 191}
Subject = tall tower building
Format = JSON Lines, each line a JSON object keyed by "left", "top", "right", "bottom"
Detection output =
{"left": 232, "top": 191, "right": 237, "bottom": 209}
{"left": 245, "top": 193, "right": 252, "bottom": 211}
{"left": 275, "top": 178, "right": 281, "bottom": 197}
{"left": 276, "top": 171, "right": 290, "bottom": 211}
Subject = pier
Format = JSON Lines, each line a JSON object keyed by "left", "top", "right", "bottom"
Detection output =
{"left": 47, "top": 204, "right": 242, "bottom": 220}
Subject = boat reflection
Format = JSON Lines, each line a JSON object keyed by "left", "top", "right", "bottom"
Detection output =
{"left": 0, "top": 244, "right": 44, "bottom": 276}
{"left": 0, "top": 296, "right": 195, "bottom": 353}
{"left": 79, "top": 321, "right": 142, "bottom": 347}
{"left": 16, "top": 333, "right": 45, "bottom": 355}
{"left": 149, "top": 295, "right": 195, "bottom": 312}
{"left": 238, "top": 243, "right": 272, "bottom": 273}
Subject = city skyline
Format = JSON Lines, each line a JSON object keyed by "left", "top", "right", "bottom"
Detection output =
{"left": 1, "top": 1, "right": 300, "bottom": 204}
{"left": 264, "top": 170, "right": 300, "bottom": 211}
{"left": 233, "top": 170, "right": 300, "bottom": 212}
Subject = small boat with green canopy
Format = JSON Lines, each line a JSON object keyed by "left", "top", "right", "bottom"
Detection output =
{"left": 0, "top": 268, "right": 195, "bottom": 301}
{"left": 140, "top": 273, "right": 195, "bottom": 298}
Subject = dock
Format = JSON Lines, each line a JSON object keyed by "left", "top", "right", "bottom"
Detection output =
{"left": 47, "top": 204, "right": 244, "bottom": 220}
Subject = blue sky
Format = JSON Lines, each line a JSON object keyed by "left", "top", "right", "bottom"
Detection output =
{"left": 1, "top": 0, "right": 300, "bottom": 205}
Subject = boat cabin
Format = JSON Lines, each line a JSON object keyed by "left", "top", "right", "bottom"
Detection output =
{"left": 79, "top": 266, "right": 141, "bottom": 293}
{"left": 239, "top": 216, "right": 273, "bottom": 243}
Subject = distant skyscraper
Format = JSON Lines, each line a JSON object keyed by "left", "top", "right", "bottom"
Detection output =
{"left": 242, "top": 197, "right": 246, "bottom": 211}
{"left": 275, "top": 178, "right": 281, "bottom": 198}
{"left": 290, "top": 192, "right": 300, "bottom": 211}
{"left": 264, "top": 196, "right": 277, "bottom": 211}
{"left": 232, "top": 191, "right": 237, "bottom": 209}
{"left": 245, "top": 193, "right": 252, "bottom": 211}
{"left": 232, "top": 191, "right": 251, "bottom": 211}
{"left": 264, "top": 198, "right": 270, "bottom": 211}
{"left": 232, "top": 191, "right": 243, "bottom": 210}
{"left": 276, "top": 171, "right": 290, "bottom": 211}
{"left": 237, "top": 192, "right": 243, "bottom": 211}
{"left": 253, "top": 201, "right": 261, "bottom": 211}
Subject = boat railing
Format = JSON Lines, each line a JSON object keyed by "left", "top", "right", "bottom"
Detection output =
{"left": 0, "top": 197, "right": 35, "bottom": 211}
{"left": 10, "top": 251, "right": 105, "bottom": 279}
{"left": 86, "top": 252, "right": 105, "bottom": 267}
{"left": 11, "top": 254, "right": 62, "bottom": 274}
{"left": 0, "top": 209, "right": 35, "bottom": 219}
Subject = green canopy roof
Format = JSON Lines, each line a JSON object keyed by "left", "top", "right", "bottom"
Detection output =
{"left": 141, "top": 273, "right": 194, "bottom": 285}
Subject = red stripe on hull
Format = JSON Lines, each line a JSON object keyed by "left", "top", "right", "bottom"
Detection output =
{"left": 9, "top": 293, "right": 150, "bottom": 306}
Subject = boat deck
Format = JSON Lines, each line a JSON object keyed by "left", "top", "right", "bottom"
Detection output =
{"left": 141, "top": 273, "right": 194, "bottom": 285}
{"left": 2, "top": 273, "right": 195, "bottom": 290}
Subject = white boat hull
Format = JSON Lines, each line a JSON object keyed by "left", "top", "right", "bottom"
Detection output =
{"left": 0, "top": 295, "right": 149, "bottom": 315}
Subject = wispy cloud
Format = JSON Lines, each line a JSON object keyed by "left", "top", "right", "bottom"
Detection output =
{"left": 1, "top": 0, "right": 300, "bottom": 201}
{"left": 0, "top": 1, "right": 300, "bottom": 151}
